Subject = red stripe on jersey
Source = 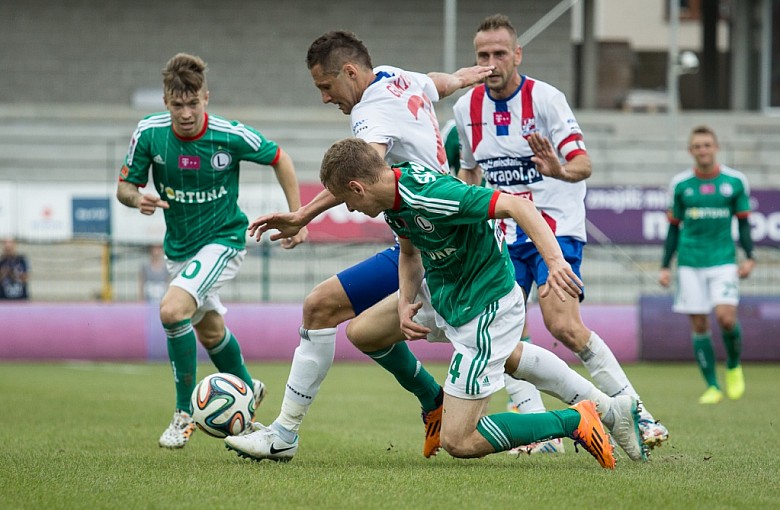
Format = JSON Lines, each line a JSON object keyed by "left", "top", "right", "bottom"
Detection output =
{"left": 487, "top": 190, "right": 501, "bottom": 218}
{"left": 269, "top": 147, "right": 281, "bottom": 166}
{"left": 520, "top": 78, "right": 535, "bottom": 138}
{"left": 469, "top": 85, "right": 486, "bottom": 152}
{"left": 392, "top": 167, "right": 403, "bottom": 210}
{"left": 558, "top": 133, "right": 587, "bottom": 161}
{"left": 736, "top": 211, "right": 750, "bottom": 219}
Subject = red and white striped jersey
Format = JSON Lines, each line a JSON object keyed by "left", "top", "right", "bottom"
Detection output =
{"left": 453, "top": 77, "right": 588, "bottom": 244}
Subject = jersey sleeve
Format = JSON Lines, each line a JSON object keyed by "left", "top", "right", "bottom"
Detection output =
{"left": 669, "top": 182, "right": 685, "bottom": 224}
{"left": 120, "top": 120, "right": 154, "bottom": 186}
{"left": 232, "top": 122, "right": 281, "bottom": 166}
{"left": 536, "top": 87, "right": 586, "bottom": 162}
{"left": 734, "top": 173, "right": 751, "bottom": 217}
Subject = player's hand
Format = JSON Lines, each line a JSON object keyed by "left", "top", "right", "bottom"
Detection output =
{"left": 528, "top": 133, "right": 566, "bottom": 180}
{"left": 248, "top": 211, "right": 304, "bottom": 242}
{"left": 455, "top": 64, "right": 495, "bottom": 88}
{"left": 137, "top": 194, "right": 169, "bottom": 216}
{"left": 538, "top": 259, "right": 583, "bottom": 302}
{"left": 280, "top": 226, "right": 308, "bottom": 249}
{"left": 398, "top": 300, "right": 430, "bottom": 340}
{"left": 738, "top": 259, "right": 755, "bottom": 279}
{"left": 658, "top": 268, "right": 671, "bottom": 288}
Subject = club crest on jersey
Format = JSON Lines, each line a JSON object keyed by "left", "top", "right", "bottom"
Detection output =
{"left": 521, "top": 117, "right": 538, "bottom": 137}
{"left": 414, "top": 215, "right": 434, "bottom": 233}
{"left": 178, "top": 155, "right": 200, "bottom": 170}
{"left": 719, "top": 182, "right": 734, "bottom": 196}
{"left": 211, "top": 151, "right": 232, "bottom": 171}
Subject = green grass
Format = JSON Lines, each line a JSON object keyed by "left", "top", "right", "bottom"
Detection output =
{"left": 1, "top": 362, "right": 779, "bottom": 510}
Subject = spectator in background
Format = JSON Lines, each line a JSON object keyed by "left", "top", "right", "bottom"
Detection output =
{"left": 659, "top": 125, "right": 754, "bottom": 404}
{"left": 139, "top": 244, "right": 168, "bottom": 302}
{"left": 0, "top": 238, "right": 29, "bottom": 300}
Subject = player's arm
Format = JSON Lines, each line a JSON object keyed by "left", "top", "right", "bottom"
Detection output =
{"left": 270, "top": 148, "right": 308, "bottom": 249}
{"left": 527, "top": 133, "right": 591, "bottom": 183}
{"left": 397, "top": 237, "right": 429, "bottom": 340}
{"left": 659, "top": 213, "right": 680, "bottom": 288}
{"left": 427, "top": 65, "right": 494, "bottom": 100}
{"left": 457, "top": 165, "right": 483, "bottom": 185}
{"left": 737, "top": 216, "right": 755, "bottom": 278}
{"left": 248, "top": 143, "right": 388, "bottom": 242}
{"left": 116, "top": 179, "right": 169, "bottom": 216}
{"left": 492, "top": 192, "right": 582, "bottom": 301}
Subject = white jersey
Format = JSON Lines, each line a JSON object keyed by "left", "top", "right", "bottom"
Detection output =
{"left": 351, "top": 65, "right": 448, "bottom": 173}
{"left": 453, "top": 77, "right": 588, "bottom": 244}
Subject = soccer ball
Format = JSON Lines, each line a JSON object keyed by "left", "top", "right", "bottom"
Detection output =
{"left": 190, "top": 373, "right": 255, "bottom": 438}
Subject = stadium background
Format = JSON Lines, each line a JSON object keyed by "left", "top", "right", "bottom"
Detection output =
{"left": 0, "top": 0, "right": 778, "bottom": 362}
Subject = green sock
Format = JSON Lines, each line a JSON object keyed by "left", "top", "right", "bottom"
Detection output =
{"left": 722, "top": 322, "right": 743, "bottom": 370}
{"left": 692, "top": 332, "right": 719, "bottom": 389}
{"left": 476, "top": 409, "right": 580, "bottom": 452}
{"left": 207, "top": 328, "right": 253, "bottom": 387}
{"left": 366, "top": 342, "right": 441, "bottom": 412}
{"left": 164, "top": 319, "right": 198, "bottom": 411}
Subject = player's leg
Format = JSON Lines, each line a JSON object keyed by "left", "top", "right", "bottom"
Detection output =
{"left": 711, "top": 264, "right": 743, "bottom": 400}
{"left": 675, "top": 266, "right": 723, "bottom": 404}
{"left": 535, "top": 238, "right": 666, "bottom": 446}
{"left": 505, "top": 341, "right": 646, "bottom": 462}
{"left": 440, "top": 285, "right": 616, "bottom": 468}
{"left": 347, "top": 290, "right": 444, "bottom": 457}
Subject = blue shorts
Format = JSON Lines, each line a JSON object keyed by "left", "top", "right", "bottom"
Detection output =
{"left": 336, "top": 244, "right": 400, "bottom": 315}
{"left": 507, "top": 236, "right": 585, "bottom": 301}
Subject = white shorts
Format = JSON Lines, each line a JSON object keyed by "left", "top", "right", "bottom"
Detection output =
{"left": 167, "top": 243, "right": 245, "bottom": 325}
{"left": 413, "top": 280, "right": 525, "bottom": 400}
{"left": 673, "top": 264, "right": 739, "bottom": 315}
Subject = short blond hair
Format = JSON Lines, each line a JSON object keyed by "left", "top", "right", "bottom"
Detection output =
{"left": 320, "top": 138, "right": 385, "bottom": 192}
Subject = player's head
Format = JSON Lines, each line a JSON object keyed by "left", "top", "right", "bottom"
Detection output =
{"left": 307, "top": 31, "right": 374, "bottom": 114}
{"left": 474, "top": 14, "right": 522, "bottom": 98}
{"left": 688, "top": 125, "right": 719, "bottom": 169}
{"left": 320, "top": 138, "right": 388, "bottom": 217}
{"left": 162, "top": 53, "right": 209, "bottom": 138}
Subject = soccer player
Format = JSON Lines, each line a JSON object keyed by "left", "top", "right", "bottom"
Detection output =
{"left": 116, "top": 53, "right": 307, "bottom": 448}
{"left": 318, "top": 137, "right": 647, "bottom": 467}
{"left": 225, "top": 31, "right": 494, "bottom": 462}
{"left": 659, "top": 125, "right": 754, "bottom": 404}
{"left": 452, "top": 14, "right": 668, "bottom": 450}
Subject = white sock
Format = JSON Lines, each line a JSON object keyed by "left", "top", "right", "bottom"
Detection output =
{"left": 511, "top": 343, "right": 611, "bottom": 421}
{"left": 576, "top": 332, "right": 655, "bottom": 422}
{"left": 503, "top": 374, "right": 546, "bottom": 413}
{"left": 274, "top": 326, "right": 337, "bottom": 435}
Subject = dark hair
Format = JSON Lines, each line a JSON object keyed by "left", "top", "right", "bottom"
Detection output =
{"left": 477, "top": 13, "right": 518, "bottom": 40}
{"left": 306, "top": 31, "right": 373, "bottom": 74}
{"left": 162, "top": 53, "right": 207, "bottom": 97}
{"left": 320, "top": 138, "right": 385, "bottom": 191}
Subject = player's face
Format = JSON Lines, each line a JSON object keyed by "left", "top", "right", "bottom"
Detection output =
{"left": 688, "top": 133, "right": 718, "bottom": 169}
{"left": 329, "top": 184, "right": 383, "bottom": 218}
{"left": 474, "top": 28, "right": 522, "bottom": 98}
{"left": 165, "top": 88, "right": 208, "bottom": 138}
{"left": 310, "top": 63, "right": 361, "bottom": 114}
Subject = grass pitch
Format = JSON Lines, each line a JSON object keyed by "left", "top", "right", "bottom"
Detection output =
{"left": 1, "top": 361, "right": 779, "bottom": 509}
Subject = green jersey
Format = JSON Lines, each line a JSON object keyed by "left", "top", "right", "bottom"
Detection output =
{"left": 384, "top": 162, "right": 516, "bottom": 326}
{"left": 120, "top": 112, "right": 280, "bottom": 260}
{"left": 668, "top": 165, "right": 751, "bottom": 268}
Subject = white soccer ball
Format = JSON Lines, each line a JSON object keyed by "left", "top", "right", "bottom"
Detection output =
{"left": 190, "top": 373, "right": 255, "bottom": 438}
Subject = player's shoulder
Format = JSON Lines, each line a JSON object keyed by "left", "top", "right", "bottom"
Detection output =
{"left": 135, "top": 112, "right": 171, "bottom": 131}
{"left": 670, "top": 168, "right": 696, "bottom": 188}
{"left": 453, "top": 85, "right": 481, "bottom": 112}
{"left": 207, "top": 114, "right": 265, "bottom": 145}
{"left": 719, "top": 164, "right": 748, "bottom": 181}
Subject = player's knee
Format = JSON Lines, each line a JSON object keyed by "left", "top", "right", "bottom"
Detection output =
{"left": 303, "top": 281, "right": 349, "bottom": 328}
{"left": 546, "top": 320, "right": 581, "bottom": 347}
{"left": 159, "top": 300, "right": 188, "bottom": 325}
{"left": 440, "top": 435, "right": 474, "bottom": 459}
{"left": 345, "top": 317, "right": 369, "bottom": 350}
